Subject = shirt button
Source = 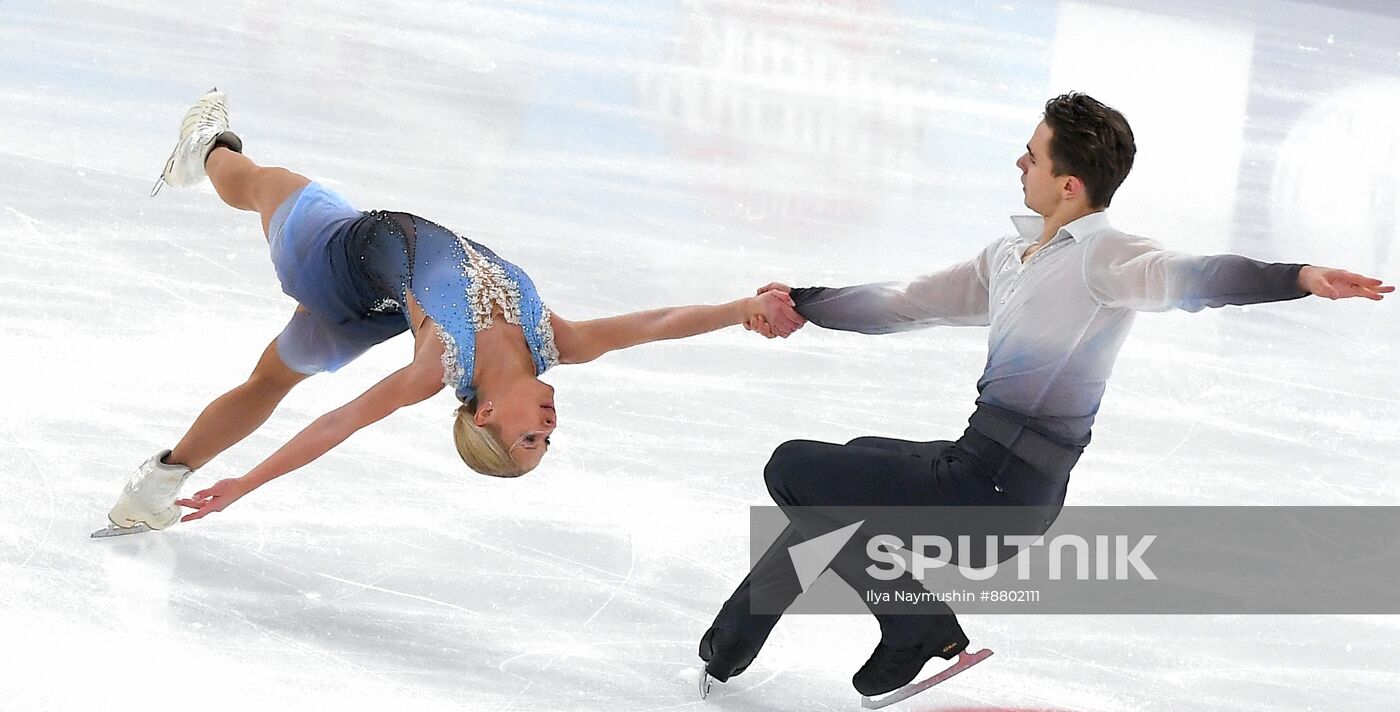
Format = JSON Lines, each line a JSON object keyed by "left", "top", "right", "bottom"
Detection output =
{"left": 994, "top": 485, "right": 1004, "bottom": 493}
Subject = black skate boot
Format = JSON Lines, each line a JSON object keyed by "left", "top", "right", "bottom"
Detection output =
{"left": 698, "top": 627, "right": 759, "bottom": 682}
{"left": 851, "top": 617, "right": 969, "bottom": 697}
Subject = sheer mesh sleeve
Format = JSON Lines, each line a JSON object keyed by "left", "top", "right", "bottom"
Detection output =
{"left": 1083, "top": 234, "right": 1309, "bottom": 312}
{"left": 789, "top": 242, "right": 994, "bottom": 334}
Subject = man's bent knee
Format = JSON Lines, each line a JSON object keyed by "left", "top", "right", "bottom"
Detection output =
{"left": 845, "top": 436, "right": 886, "bottom": 448}
{"left": 764, "top": 439, "right": 822, "bottom": 503}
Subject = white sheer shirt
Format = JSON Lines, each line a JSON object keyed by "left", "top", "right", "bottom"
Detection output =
{"left": 792, "top": 211, "right": 1308, "bottom": 443}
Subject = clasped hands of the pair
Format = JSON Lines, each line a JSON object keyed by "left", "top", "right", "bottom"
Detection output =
{"left": 744, "top": 282, "right": 806, "bottom": 338}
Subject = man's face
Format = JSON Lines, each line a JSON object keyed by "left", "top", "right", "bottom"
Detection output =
{"left": 1015, "top": 121, "right": 1060, "bottom": 216}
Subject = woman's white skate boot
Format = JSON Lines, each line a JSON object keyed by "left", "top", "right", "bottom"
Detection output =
{"left": 150, "top": 88, "right": 241, "bottom": 196}
{"left": 92, "top": 450, "right": 194, "bottom": 538}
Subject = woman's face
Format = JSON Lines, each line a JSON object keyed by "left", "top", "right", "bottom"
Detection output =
{"left": 476, "top": 378, "right": 557, "bottom": 471}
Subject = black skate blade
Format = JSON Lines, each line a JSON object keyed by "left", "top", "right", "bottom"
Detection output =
{"left": 859, "top": 648, "right": 993, "bottom": 709}
{"left": 90, "top": 523, "right": 154, "bottom": 539}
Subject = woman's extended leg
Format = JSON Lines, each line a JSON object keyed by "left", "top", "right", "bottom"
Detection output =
{"left": 163, "top": 148, "right": 312, "bottom": 470}
{"left": 165, "top": 336, "right": 311, "bottom": 471}
{"left": 100, "top": 97, "right": 320, "bottom": 532}
{"left": 205, "top": 147, "right": 311, "bottom": 239}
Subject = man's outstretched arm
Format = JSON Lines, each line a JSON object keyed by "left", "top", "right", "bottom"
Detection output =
{"left": 749, "top": 250, "right": 994, "bottom": 336}
{"left": 1083, "top": 234, "right": 1392, "bottom": 311}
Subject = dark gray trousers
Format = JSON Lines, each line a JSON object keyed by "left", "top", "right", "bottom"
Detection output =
{"left": 712, "top": 427, "right": 1067, "bottom": 648}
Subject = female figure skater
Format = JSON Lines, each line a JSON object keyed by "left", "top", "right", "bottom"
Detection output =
{"left": 96, "top": 90, "right": 805, "bottom": 536}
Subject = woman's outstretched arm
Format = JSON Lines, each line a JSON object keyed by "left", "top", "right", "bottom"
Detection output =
{"left": 176, "top": 362, "right": 444, "bottom": 522}
{"left": 552, "top": 291, "right": 804, "bottom": 365}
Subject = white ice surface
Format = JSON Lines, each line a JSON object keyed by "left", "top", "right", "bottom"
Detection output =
{"left": 2, "top": 1, "right": 1398, "bottom": 710}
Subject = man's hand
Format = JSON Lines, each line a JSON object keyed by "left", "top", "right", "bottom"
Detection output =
{"left": 177, "top": 476, "right": 256, "bottom": 523}
{"left": 1299, "top": 266, "right": 1394, "bottom": 300}
{"left": 744, "top": 287, "right": 805, "bottom": 338}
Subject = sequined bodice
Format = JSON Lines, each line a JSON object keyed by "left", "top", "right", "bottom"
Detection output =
{"left": 347, "top": 211, "right": 559, "bottom": 403}
{"left": 431, "top": 238, "right": 560, "bottom": 402}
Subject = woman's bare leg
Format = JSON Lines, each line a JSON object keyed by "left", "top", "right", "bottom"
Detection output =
{"left": 205, "top": 147, "right": 311, "bottom": 239}
{"left": 167, "top": 338, "right": 311, "bottom": 471}
{"left": 153, "top": 154, "right": 314, "bottom": 472}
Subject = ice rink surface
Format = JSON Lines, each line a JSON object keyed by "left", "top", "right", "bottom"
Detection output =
{"left": 2, "top": 0, "right": 1398, "bottom": 710}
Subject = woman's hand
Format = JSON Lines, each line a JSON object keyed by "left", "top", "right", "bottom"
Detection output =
{"left": 745, "top": 289, "right": 806, "bottom": 338}
{"left": 1298, "top": 266, "right": 1393, "bottom": 300}
{"left": 177, "top": 477, "right": 257, "bottom": 523}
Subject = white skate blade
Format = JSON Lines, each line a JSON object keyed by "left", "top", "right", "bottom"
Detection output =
{"left": 859, "top": 648, "right": 993, "bottom": 709}
{"left": 90, "top": 523, "right": 155, "bottom": 539}
{"left": 698, "top": 668, "right": 713, "bottom": 699}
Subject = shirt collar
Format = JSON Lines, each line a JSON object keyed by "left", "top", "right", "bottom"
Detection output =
{"left": 1009, "top": 211, "right": 1112, "bottom": 243}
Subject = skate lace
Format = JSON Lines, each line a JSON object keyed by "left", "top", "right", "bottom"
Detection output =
{"left": 187, "top": 100, "right": 229, "bottom": 138}
{"left": 152, "top": 91, "right": 228, "bottom": 197}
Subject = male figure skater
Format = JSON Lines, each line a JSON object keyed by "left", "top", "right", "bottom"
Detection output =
{"left": 701, "top": 92, "right": 1393, "bottom": 702}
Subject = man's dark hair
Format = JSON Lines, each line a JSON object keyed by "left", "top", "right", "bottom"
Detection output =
{"left": 1042, "top": 93, "right": 1136, "bottom": 208}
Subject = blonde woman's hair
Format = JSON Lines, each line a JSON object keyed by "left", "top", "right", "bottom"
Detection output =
{"left": 453, "top": 399, "right": 529, "bottom": 478}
